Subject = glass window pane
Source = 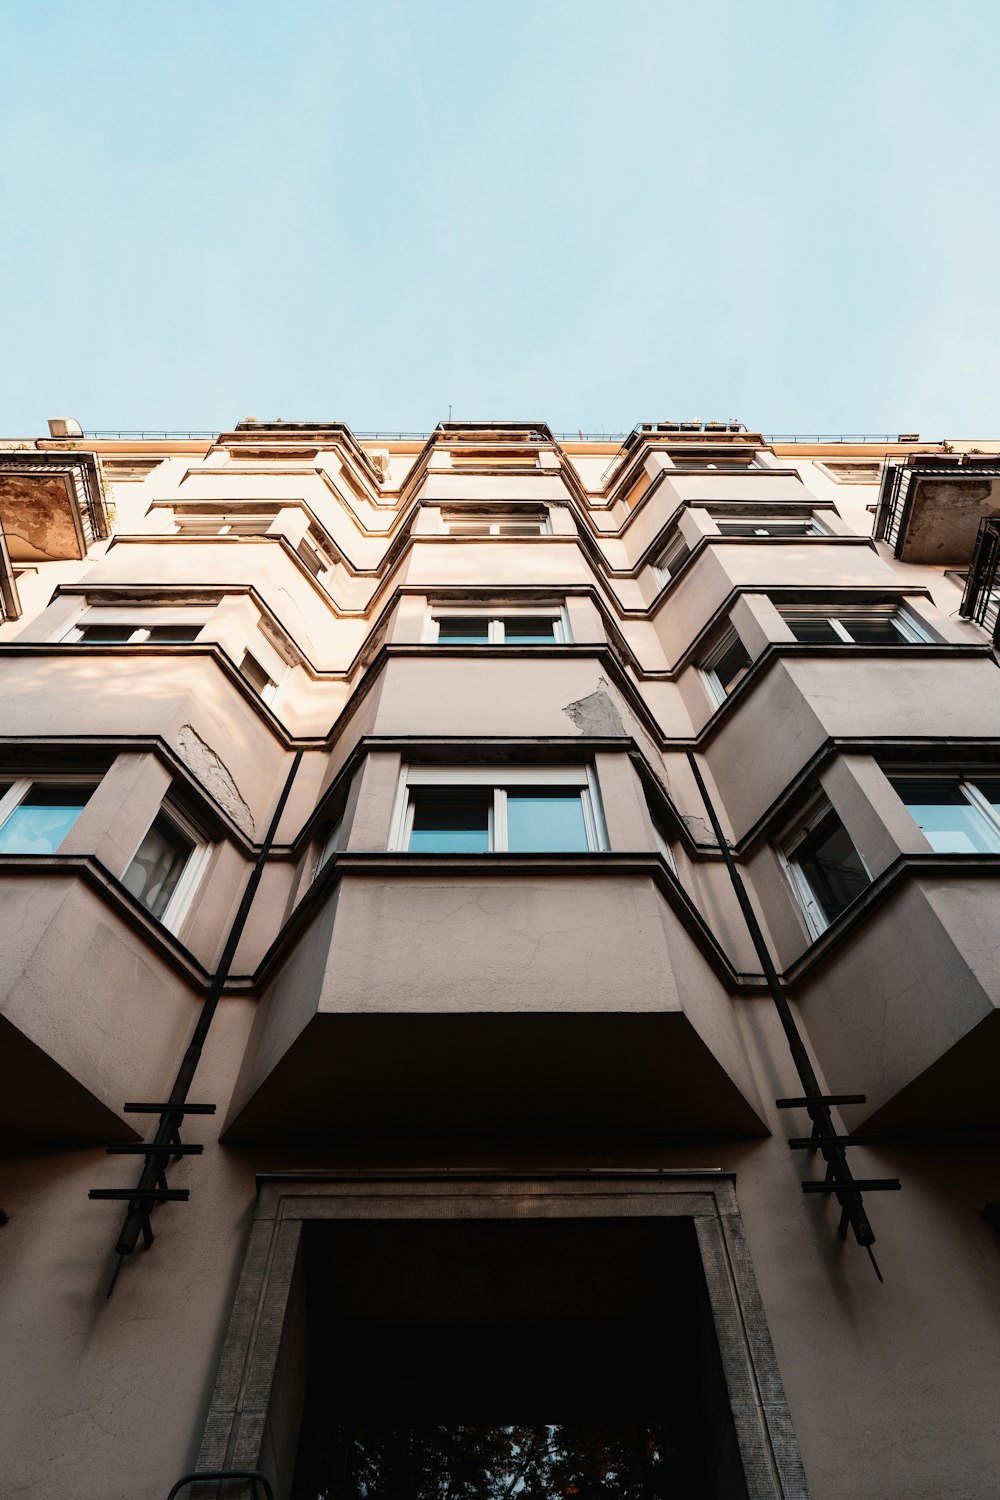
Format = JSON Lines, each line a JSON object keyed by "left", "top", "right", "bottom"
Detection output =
{"left": 795, "top": 810, "right": 870, "bottom": 924}
{"left": 711, "top": 636, "right": 752, "bottom": 692}
{"left": 781, "top": 612, "right": 843, "bottom": 644}
{"left": 717, "top": 521, "right": 815, "bottom": 537}
{"left": 123, "top": 814, "right": 193, "bottom": 919}
{"left": 972, "top": 778, "right": 1000, "bottom": 816}
{"left": 435, "top": 618, "right": 490, "bottom": 644}
{"left": 501, "top": 617, "right": 557, "bottom": 644}
{"left": 840, "top": 612, "right": 906, "bottom": 645}
{"left": 146, "top": 625, "right": 202, "bottom": 643}
{"left": 892, "top": 779, "right": 1000, "bottom": 853}
{"left": 506, "top": 788, "right": 589, "bottom": 852}
{"left": 78, "top": 625, "right": 135, "bottom": 643}
{"left": 0, "top": 783, "right": 94, "bottom": 854}
{"left": 241, "top": 651, "right": 274, "bottom": 694}
{"left": 408, "top": 788, "right": 491, "bottom": 852}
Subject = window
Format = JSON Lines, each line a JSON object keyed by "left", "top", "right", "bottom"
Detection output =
{"left": 700, "top": 629, "right": 753, "bottom": 707}
{"left": 654, "top": 530, "right": 692, "bottom": 585}
{"left": 427, "top": 609, "right": 568, "bottom": 645}
{"left": 391, "top": 767, "right": 604, "bottom": 853}
{"left": 72, "top": 622, "right": 203, "bottom": 644}
{"left": 240, "top": 650, "right": 277, "bottom": 699}
{"left": 442, "top": 513, "right": 550, "bottom": 537}
{"left": 123, "top": 806, "right": 209, "bottom": 928}
{"left": 312, "top": 814, "right": 344, "bottom": 880}
{"left": 174, "top": 509, "right": 278, "bottom": 536}
{"left": 0, "top": 779, "right": 96, "bottom": 854}
{"left": 889, "top": 776, "right": 1000, "bottom": 853}
{"left": 669, "top": 451, "right": 758, "bottom": 471}
{"left": 817, "top": 460, "right": 883, "bottom": 485}
{"left": 781, "top": 802, "right": 871, "bottom": 936}
{"left": 297, "top": 526, "right": 336, "bottom": 579}
{"left": 778, "top": 604, "right": 929, "bottom": 645}
{"left": 715, "top": 518, "right": 825, "bottom": 538}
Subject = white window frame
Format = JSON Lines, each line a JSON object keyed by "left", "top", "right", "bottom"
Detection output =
{"left": 713, "top": 517, "right": 827, "bottom": 538}
{"left": 699, "top": 627, "right": 753, "bottom": 709}
{"left": 240, "top": 649, "right": 281, "bottom": 704}
{"left": 654, "top": 530, "right": 693, "bottom": 588}
{"left": 779, "top": 603, "right": 930, "bottom": 645}
{"left": 441, "top": 513, "right": 552, "bottom": 537}
{"left": 777, "top": 797, "right": 872, "bottom": 939}
{"left": 0, "top": 776, "right": 99, "bottom": 852}
{"left": 424, "top": 605, "right": 570, "bottom": 645}
{"left": 388, "top": 765, "right": 606, "bottom": 853}
{"left": 124, "top": 803, "right": 212, "bottom": 934}
{"left": 888, "top": 773, "right": 1000, "bottom": 853}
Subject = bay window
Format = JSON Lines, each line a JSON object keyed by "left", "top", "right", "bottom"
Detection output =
{"left": 123, "top": 805, "right": 211, "bottom": 929}
{"left": 427, "top": 608, "right": 568, "bottom": 645}
{"left": 778, "top": 604, "right": 929, "bottom": 645}
{"left": 391, "top": 767, "right": 605, "bottom": 853}
{"left": 780, "top": 801, "right": 871, "bottom": 937}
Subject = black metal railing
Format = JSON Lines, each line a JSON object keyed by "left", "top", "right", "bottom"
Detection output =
{"left": 960, "top": 515, "right": 1000, "bottom": 642}
{"left": 875, "top": 461, "right": 1000, "bottom": 557}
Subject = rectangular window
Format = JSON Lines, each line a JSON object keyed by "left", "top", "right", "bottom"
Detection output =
{"left": 392, "top": 767, "right": 604, "bottom": 854}
{"left": 74, "top": 622, "right": 203, "bottom": 644}
{"left": 781, "top": 802, "right": 871, "bottom": 936}
{"left": 669, "top": 452, "right": 759, "bottom": 471}
{"left": 700, "top": 629, "right": 753, "bottom": 707}
{"left": 890, "top": 776, "right": 1000, "bottom": 854}
{"left": 297, "top": 526, "right": 336, "bottom": 579}
{"left": 442, "top": 512, "right": 550, "bottom": 537}
{"left": 123, "top": 806, "right": 209, "bottom": 929}
{"left": 175, "top": 513, "right": 279, "bottom": 537}
{"left": 715, "top": 519, "right": 824, "bottom": 538}
{"left": 654, "top": 531, "right": 692, "bottom": 585}
{"left": 779, "top": 605, "right": 928, "bottom": 645}
{"left": 240, "top": 650, "right": 277, "bottom": 698}
{"left": 428, "top": 610, "right": 566, "bottom": 645}
{"left": 0, "top": 780, "right": 96, "bottom": 854}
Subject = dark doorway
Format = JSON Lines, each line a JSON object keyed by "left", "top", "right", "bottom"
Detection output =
{"left": 290, "top": 1215, "right": 748, "bottom": 1500}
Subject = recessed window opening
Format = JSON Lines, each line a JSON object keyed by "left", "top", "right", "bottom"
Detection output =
{"left": 781, "top": 801, "right": 872, "bottom": 936}
{"left": 297, "top": 526, "right": 336, "bottom": 579}
{"left": 428, "top": 609, "right": 568, "bottom": 645}
{"left": 779, "top": 604, "right": 928, "bottom": 645}
{"left": 442, "top": 511, "right": 550, "bottom": 537}
{"left": 74, "top": 622, "right": 203, "bottom": 644}
{"left": 174, "top": 509, "right": 279, "bottom": 537}
{"left": 700, "top": 629, "right": 753, "bottom": 707}
{"left": 240, "top": 650, "right": 277, "bottom": 698}
{"left": 393, "top": 767, "right": 604, "bottom": 853}
{"left": 669, "top": 451, "right": 758, "bottom": 471}
{"left": 123, "top": 805, "right": 209, "bottom": 929}
{"left": 0, "top": 779, "right": 96, "bottom": 854}
{"left": 290, "top": 1217, "right": 749, "bottom": 1500}
{"left": 889, "top": 775, "right": 1000, "bottom": 853}
{"left": 715, "top": 519, "right": 825, "bottom": 538}
{"left": 654, "top": 530, "right": 692, "bottom": 585}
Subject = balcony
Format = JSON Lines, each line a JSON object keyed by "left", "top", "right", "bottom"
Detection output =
{"left": 0, "top": 451, "right": 109, "bottom": 561}
{"left": 959, "top": 515, "right": 1000, "bottom": 642}
{"left": 223, "top": 860, "right": 766, "bottom": 1145}
{"left": 874, "top": 455, "right": 1000, "bottom": 563}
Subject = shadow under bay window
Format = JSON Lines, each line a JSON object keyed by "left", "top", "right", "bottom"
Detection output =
{"left": 0, "top": 779, "right": 96, "bottom": 854}
{"left": 780, "top": 801, "right": 872, "bottom": 937}
{"left": 889, "top": 775, "right": 1000, "bottom": 853}
{"left": 391, "top": 767, "right": 604, "bottom": 853}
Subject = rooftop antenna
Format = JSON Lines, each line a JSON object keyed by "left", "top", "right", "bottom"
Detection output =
{"left": 448, "top": 404, "right": 452, "bottom": 422}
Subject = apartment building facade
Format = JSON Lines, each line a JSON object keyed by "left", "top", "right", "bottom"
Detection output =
{"left": 1, "top": 417, "right": 999, "bottom": 1500}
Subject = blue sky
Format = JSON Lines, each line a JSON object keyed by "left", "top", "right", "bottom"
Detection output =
{"left": 2, "top": 0, "right": 999, "bottom": 438}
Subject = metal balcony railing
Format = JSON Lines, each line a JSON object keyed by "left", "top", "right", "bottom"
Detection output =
{"left": 959, "top": 515, "right": 1000, "bottom": 642}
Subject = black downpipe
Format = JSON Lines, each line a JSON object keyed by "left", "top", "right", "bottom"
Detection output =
{"left": 684, "top": 750, "right": 877, "bottom": 1254}
{"left": 110, "top": 750, "right": 304, "bottom": 1275}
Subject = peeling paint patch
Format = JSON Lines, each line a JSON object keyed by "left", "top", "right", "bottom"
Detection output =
{"left": 176, "top": 724, "right": 255, "bottom": 837}
{"left": 562, "top": 680, "right": 626, "bottom": 737}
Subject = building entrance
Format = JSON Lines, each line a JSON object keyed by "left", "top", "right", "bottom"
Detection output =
{"left": 290, "top": 1216, "right": 748, "bottom": 1500}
